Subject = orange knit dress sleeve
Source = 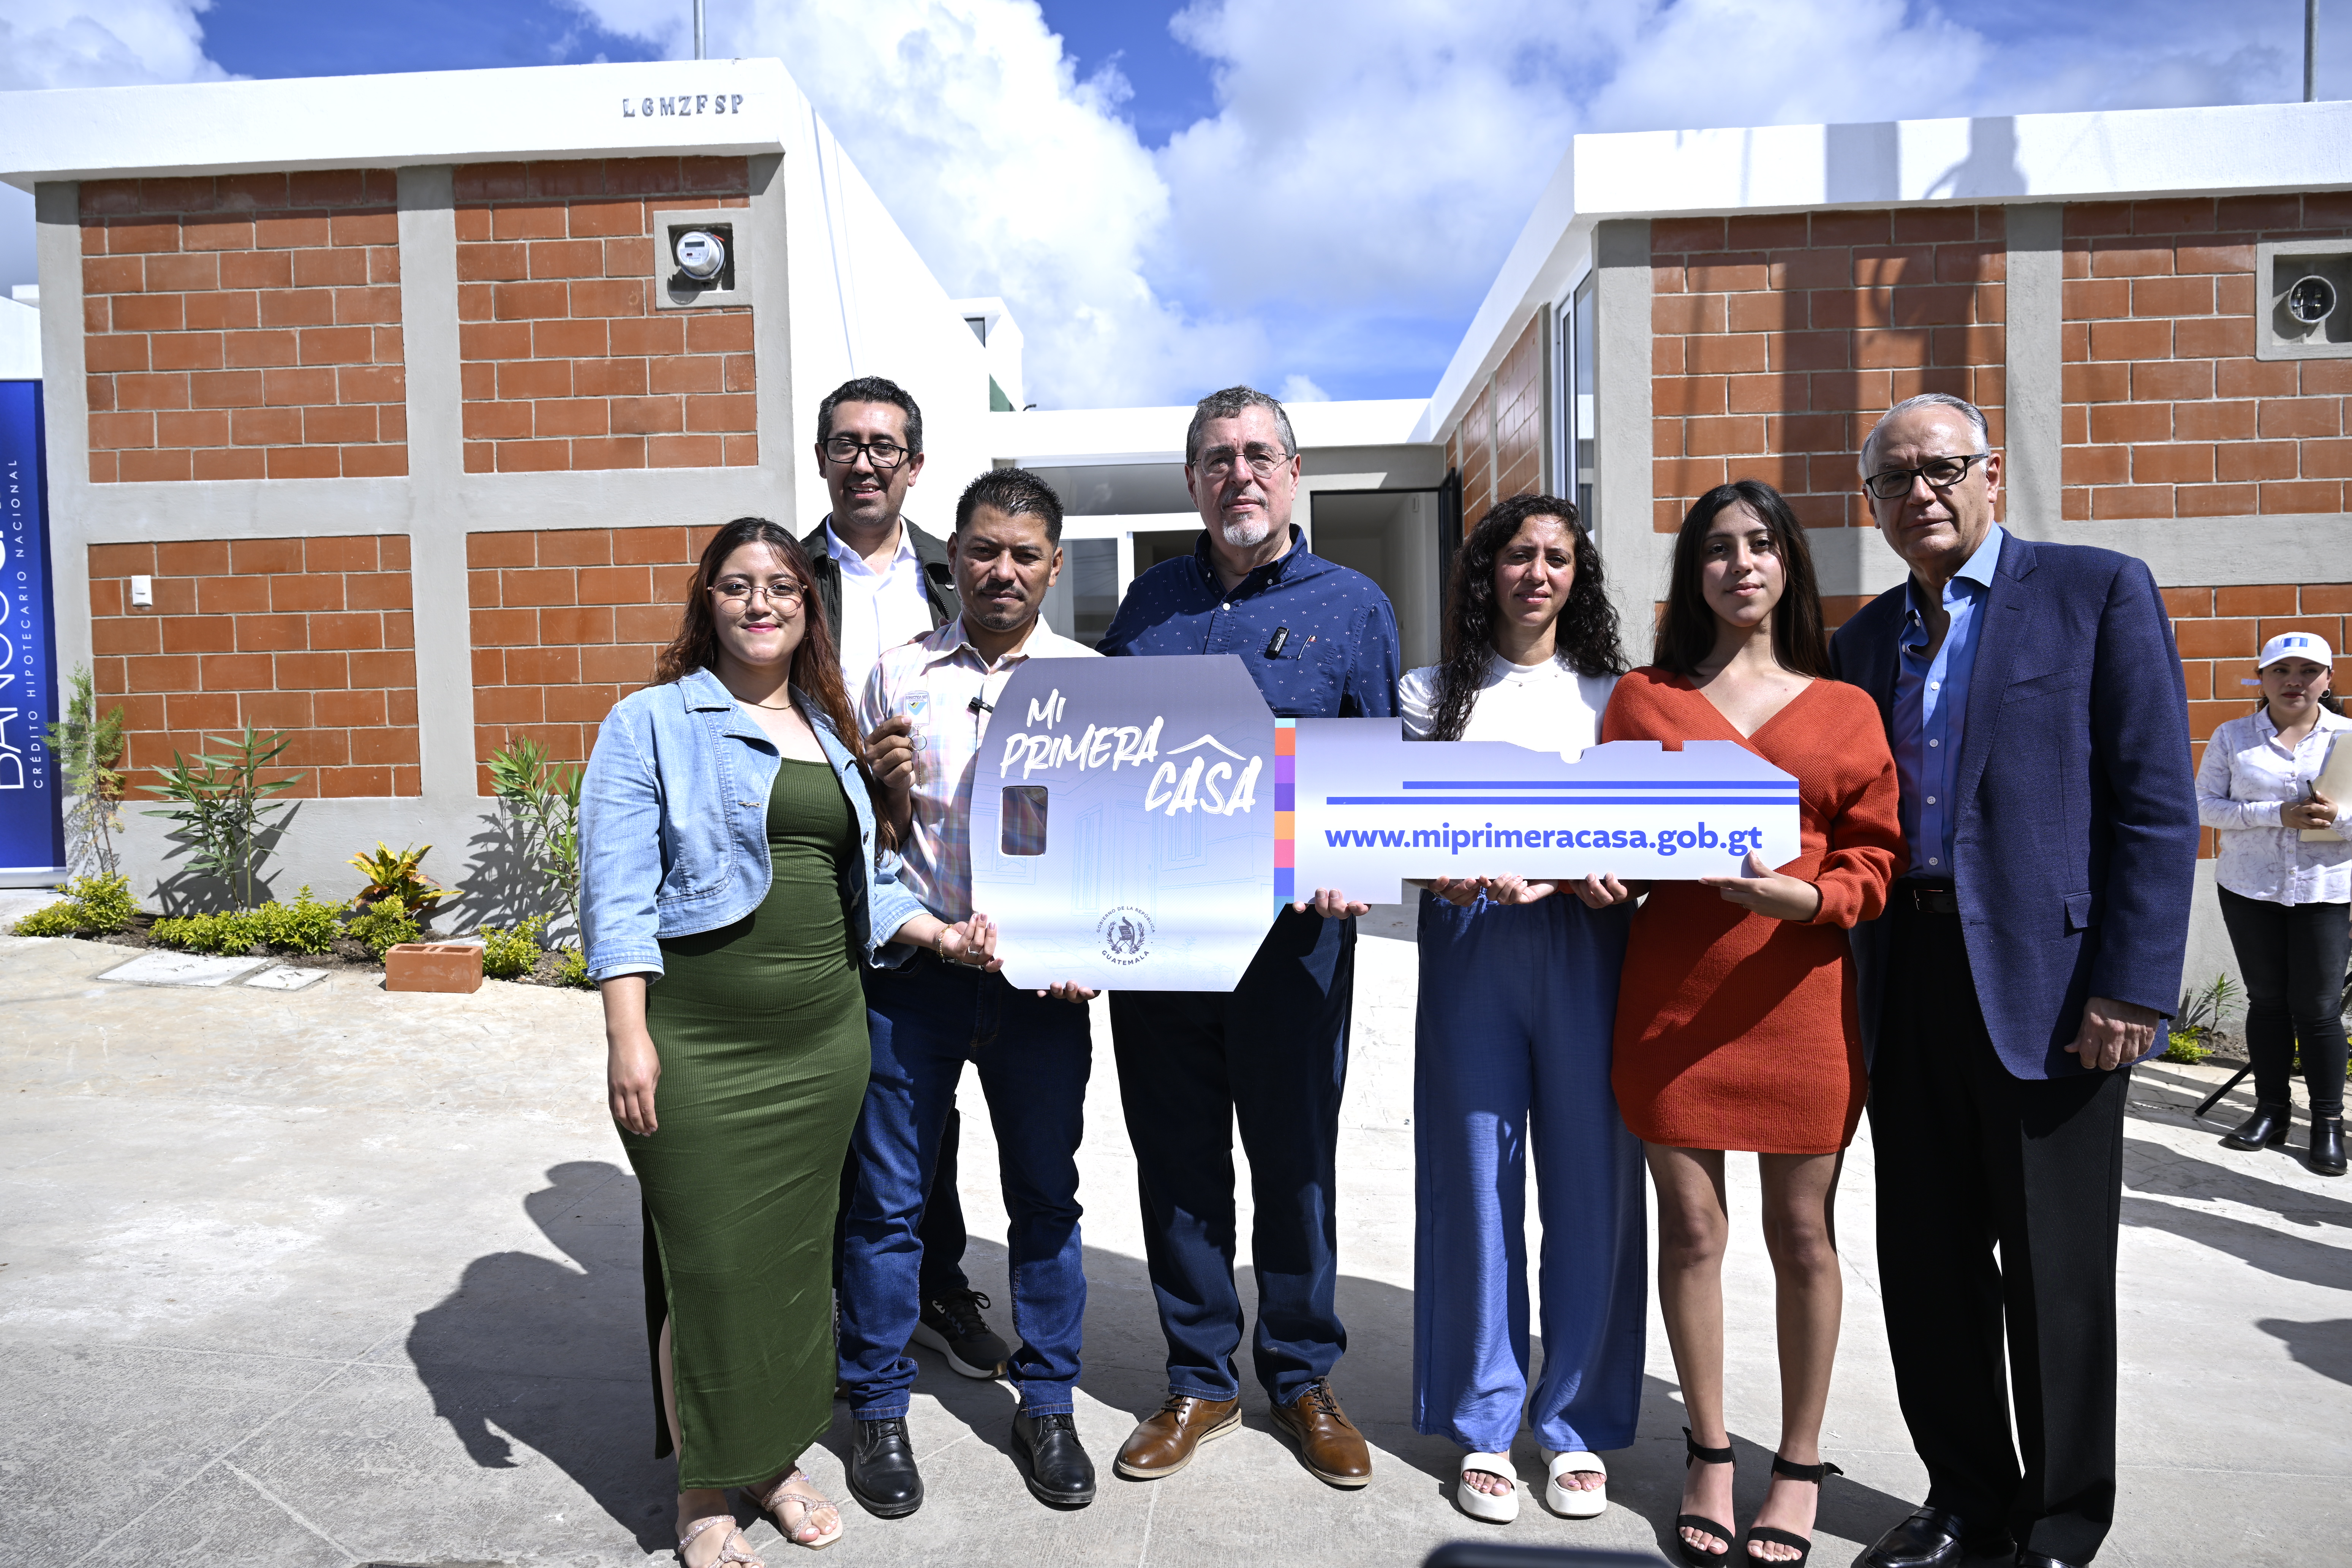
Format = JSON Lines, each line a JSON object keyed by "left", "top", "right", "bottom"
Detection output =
{"left": 1603, "top": 669, "right": 1905, "bottom": 1154}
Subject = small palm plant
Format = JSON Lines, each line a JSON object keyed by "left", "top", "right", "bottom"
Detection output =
{"left": 46, "top": 665, "right": 129, "bottom": 877}
{"left": 144, "top": 726, "right": 302, "bottom": 910}
{"left": 348, "top": 842, "right": 460, "bottom": 915}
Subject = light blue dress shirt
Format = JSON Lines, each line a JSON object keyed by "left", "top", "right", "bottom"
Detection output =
{"left": 1892, "top": 523, "right": 2006, "bottom": 880}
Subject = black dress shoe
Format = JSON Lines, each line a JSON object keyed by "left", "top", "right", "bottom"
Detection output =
{"left": 2015, "top": 1554, "right": 2082, "bottom": 1568}
{"left": 847, "top": 1416, "right": 923, "bottom": 1518}
{"left": 1012, "top": 1409, "right": 1097, "bottom": 1507}
{"left": 2222, "top": 1102, "right": 2290, "bottom": 1150}
{"left": 1864, "top": 1506, "right": 2012, "bottom": 1568}
{"left": 2312, "top": 1117, "right": 2347, "bottom": 1176}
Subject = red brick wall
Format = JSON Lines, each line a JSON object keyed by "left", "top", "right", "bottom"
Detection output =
{"left": 80, "top": 171, "right": 405, "bottom": 482}
{"left": 2061, "top": 196, "right": 2352, "bottom": 520}
{"left": 1652, "top": 207, "right": 2007, "bottom": 533}
{"left": 1446, "top": 316, "right": 1545, "bottom": 530}
{"left": 1492, "top": 315, "right": 1546, "bottom": 503}
{"left": 468, "top": 525, "right": 721, "bottom": 789}
{"left": 87, "top": 536, "right": 419, "bottom": 797}
{"left": 455, "top": 159, "right": 756, "bottom": 474}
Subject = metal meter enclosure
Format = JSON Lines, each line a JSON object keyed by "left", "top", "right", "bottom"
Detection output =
{"left": 651, "top": 210, "right": 749, "bottom": 310}
{"left": 2286, "top": 273, "right": 2337, "bottom": 327}
{"left": 675, "top": 229, "right": 726, "bottom": 281}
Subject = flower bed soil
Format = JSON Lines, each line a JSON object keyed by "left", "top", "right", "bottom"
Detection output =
{"left": 44, "top": 912, "right": 589, "bottom": 988}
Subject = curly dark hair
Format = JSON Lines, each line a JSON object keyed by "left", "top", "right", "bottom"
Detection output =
{"left": 1423, "top": 493, "right": 1627, "bottom": 743}
{"left": 1652, "top": 480, "right": 1830, "bottom": 680}
{"left": 650, "top": 518, "right": 891, "bottom": 848}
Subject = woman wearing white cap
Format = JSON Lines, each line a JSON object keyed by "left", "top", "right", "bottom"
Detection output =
{"left": 2195, "top": 630, "right": 2350, "bottom": 1176}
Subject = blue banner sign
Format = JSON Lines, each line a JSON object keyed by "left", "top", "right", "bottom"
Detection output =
{"left": 970, "top": 657, "right": 1803, "bottom": 990}
{"left": 0, "top": 381, "right": 64, "bottom": 879}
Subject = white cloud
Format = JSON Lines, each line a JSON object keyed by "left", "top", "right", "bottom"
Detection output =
{"left": 1277, "top": 373, "right": 1329, "bottom": 404}
{"left": 0, "top": 0, "right": 229, "bottom": 91}
{"left": 568, "top": 0, "right": 1259, "bottom": 409}
{"left": 0, "top": 1, "right": 232, "bottom": 291}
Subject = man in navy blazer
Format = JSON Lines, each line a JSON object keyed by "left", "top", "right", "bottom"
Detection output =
{"left": 1829, "top": 394, "right": 2197, "bottom": 1568}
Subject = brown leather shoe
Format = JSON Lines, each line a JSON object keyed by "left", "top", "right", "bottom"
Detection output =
{"left": 1269, "top": 1381, "right": 1372, "bottom": 1487}
{"left": 1114, "top": 1393, "right": 1242, "bottom": 1479}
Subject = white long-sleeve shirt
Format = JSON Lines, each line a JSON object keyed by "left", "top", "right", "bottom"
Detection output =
{"left": 2196, "top": 705, "right": 2352, "bottom": 905}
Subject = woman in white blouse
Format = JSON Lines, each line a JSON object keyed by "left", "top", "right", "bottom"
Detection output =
{"left": 2196, "top": 630, "right": 2350, "bottom": 1176}
{"left": 1400, "top": 494, "right": 1646, "bottom": 1525}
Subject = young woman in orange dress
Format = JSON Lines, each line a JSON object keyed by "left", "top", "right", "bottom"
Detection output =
{"left": 1579, "top": 480, "right": 1903, "bottom": 1568}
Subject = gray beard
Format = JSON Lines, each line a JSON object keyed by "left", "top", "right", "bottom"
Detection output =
{"left": 1219, "top": 514, "right": 1275, "bottom": 548}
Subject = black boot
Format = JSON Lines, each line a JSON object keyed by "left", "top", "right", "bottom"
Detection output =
{"left": 1012, "top": 1409, "right": 1097, "bottom": 1507}
{"left": 2221, "top": 1102, "right": 2290, "bottom": 1150}
{"left": 847, "top": 1416, "right": 923, "bottom": 1517}
{"left": 2312, "top": 1117, "right": 2347, "bottom": 1177}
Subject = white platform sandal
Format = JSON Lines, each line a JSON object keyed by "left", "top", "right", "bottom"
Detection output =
{"left": 1540, "top": 1448, "right": 1608, "bottom": 1518}
{"left": 1455, "top": 1451, "right": 1521, "bottom": 1523}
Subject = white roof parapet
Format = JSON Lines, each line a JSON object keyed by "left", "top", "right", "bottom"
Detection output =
{"left": 1422, "top": 98, "right": 2352, "bottom": 444}
{"left": 0, "top": 59, "right": 796, "bottom": 189}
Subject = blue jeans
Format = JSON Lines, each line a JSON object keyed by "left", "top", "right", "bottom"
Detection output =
{"left": 839, "top": 953, "right": 1091, "bottom": 1417}
{"left": 1108, "top": 906, "right": 1353, "bottom": 1405}
{"left": 1413, "top": 891, "right": 1645, "bottom": 1455}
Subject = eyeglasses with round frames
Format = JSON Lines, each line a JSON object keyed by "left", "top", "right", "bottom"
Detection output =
{"left": 1195, "top": 443, "right": 1295, "bottom": 481}
{"left": 1865, "top": 452, "right": 1988, "bottom": 500}
{"left": 709, "top": 578, "right": 805, "bottom": 609}
{"left": 820, "top": 435, "right": 911, "bottom": 470}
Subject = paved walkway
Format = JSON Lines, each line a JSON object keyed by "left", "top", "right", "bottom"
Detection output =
{"left": 3, "top": 926, "right": 2346, "bottom": 1568}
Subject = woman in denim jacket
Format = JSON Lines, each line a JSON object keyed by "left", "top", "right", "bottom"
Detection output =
{"left": 582, "top": 517, "right": 995, "bottom": 1565}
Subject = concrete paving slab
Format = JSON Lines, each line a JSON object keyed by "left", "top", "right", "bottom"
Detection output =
{"left": 3, "top": 928, "right": 2348, "bottom": 1568}
{"left": 247, "top": 964, "right": 334, "bottom": 991}
{"left": 96, "top": 949, "right": 272, "bottom": 986}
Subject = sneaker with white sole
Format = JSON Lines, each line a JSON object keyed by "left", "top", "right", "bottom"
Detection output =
{"left": 910, "top": 1287, "right": 1009, "bottom": 1378}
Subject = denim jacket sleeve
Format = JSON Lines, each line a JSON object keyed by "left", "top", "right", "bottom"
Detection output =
{"left": 579, "top": 700, "right": 667, "bottom": 982}
{"left": 864, "top": 839, "right": 926, "bottom": 967}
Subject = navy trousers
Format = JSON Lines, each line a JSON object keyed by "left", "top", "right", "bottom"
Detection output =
{"left": 838, "top": 953, "right": 1091, "bottom": 1417}
{"left": 1413, "top": 892, "right": 1646, "bottom": 1456}
{"left": 1108, "top": 906, "right": 1354, "bottom": 1405}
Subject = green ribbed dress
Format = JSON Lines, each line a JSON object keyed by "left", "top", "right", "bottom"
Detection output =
{"left": 621, "top": 756, "right": 872, "bottom": 1490}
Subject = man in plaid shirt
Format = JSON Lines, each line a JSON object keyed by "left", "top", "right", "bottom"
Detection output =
{"left": 835, "top": 468, "right": 1103, "bottom": 1518}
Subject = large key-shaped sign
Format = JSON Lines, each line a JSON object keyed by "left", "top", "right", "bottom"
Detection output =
{"left": 970, "top": 656, "right": 1799, "bottom": 992}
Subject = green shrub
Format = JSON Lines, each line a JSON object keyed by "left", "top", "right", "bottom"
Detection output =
{"left": 345, "top": 895, "right": 421, "bottom": 959}
{"left": 480, "top": 916, "right": 546, "bottom": 980}
{"left": 150, "top": 909, "right": 263, "bottom": 955}
{"left": 251, "top": 886, "right": 341, "bottom": 955}
{"left": 11, "top": 872, "right": 138, "bottom": 937}
{"left": 555, "top": 946, "right": 593, "bottom": 988}
{"left": 2162, "top": 1031, "right": 2212, "bottom": 1065}
{"left": 13, "top": 901, "right": 86, "bottom": 937}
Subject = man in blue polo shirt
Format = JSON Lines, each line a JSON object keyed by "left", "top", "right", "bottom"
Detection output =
{"left": 1099, "top": 385, "right": 1399, "bottom": 1491}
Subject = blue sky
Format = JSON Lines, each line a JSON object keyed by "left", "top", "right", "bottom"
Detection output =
{"left": 3, "top": 1, "right": 2344, "bottom": 408}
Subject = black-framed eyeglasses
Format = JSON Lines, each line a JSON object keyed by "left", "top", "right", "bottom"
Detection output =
{"left": 1865, "top": 452, "right": 1987, "bottom": 500}
{"left": 1195, "top": 443, "right": 1295, "bottom": 481}
{"left": 820, "top": 435, "right": 911, "bottom": 469}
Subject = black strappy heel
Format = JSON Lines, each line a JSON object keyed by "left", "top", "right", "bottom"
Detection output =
{"left": 1742, "top": 1451, "right": 1845, "bottom": 1566}
{"left": 1676, "top": 1426, "right": 1736, "bottom": 1566}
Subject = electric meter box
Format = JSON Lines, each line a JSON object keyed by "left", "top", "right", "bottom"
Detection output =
{"left": 2256, "top": 239, "right": 2352, "bottom": 360}
{"left": 653, "top": 207, "right": 749, "bottom": 310}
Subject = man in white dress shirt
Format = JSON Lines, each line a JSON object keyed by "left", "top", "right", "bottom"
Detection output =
{"left": 801, "top": 375, "right": 1008, "bottom": 1389}
{"left": 836, "top": 468, "right": 1102, "bottom": 1516}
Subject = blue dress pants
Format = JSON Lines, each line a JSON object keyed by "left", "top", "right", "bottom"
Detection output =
{"left": 838, "top": 953, "right": 1091, "bottom": 1417}
{"left": 1108, "top": 906, "right": 1354, "bottom": 1405}
{"left": 1413, "top": 892, "right": 1645, "bottom": 1456}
